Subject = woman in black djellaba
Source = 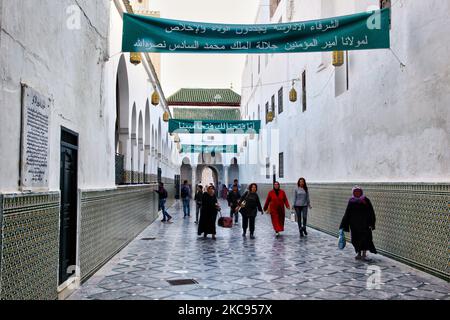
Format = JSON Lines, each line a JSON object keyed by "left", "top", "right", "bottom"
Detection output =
{"left": 340, "top": 186, "right": 377, "bottom": 261}
{"left": 198, "top": 185, "right": 220, "bottom": 240}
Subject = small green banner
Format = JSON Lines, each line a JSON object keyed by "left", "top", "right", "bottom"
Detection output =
{"left": 180, "top": 145, "right": 238, "bottom": 154}
{"left": 169, "top": 119, "right": 260, "bottom": 134}
{"left": 122, "top": 9, "right": 390, "bottom": 54}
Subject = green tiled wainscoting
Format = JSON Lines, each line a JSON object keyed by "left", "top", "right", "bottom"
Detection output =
{"left": 0, "top": 192, "right": 60, "bottom": 300}
{"left": 257, "top": 182, "right": 449, "bottom": 281}
{"left": 79, "top": 185, "right": 159, "bottom": 281}
{"left": 162, "top": 178, "right": 176, "bottom": 208}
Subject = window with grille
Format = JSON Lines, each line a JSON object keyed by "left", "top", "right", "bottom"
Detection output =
{"left": 278, "top": 87, "right": 283, "bottom": 114}
{"left": 270, "top": 0, "right": 282, "bottom": 18}
{"left": 279, "top": 153, "right": 284, "bottom": 178}
{"left": 380, "top": 0, "right": 392, "bottom": 28}
{"left": 266, "top": 157, "right": 271, "bottom": 179}
{"left": 302, "top": 70, "right": 307, "bottom": 112}
{"left": 271, "top": 95, "right": 276, "bottom": 117}
{"left": 258, "top": 56, "right": 261, "bottom": 74}
{"left": 380, "top": 0, "right": 391, "bottom": 8}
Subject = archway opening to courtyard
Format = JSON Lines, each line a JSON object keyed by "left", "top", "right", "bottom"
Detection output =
{"left": 228, "top": 157, "right": 239, "bottom": 187}
{"left": 180, "top": 157, "right": 193, "bottom": 187}
{"left": 200, "top": 166, "right": 218, "bottom": 190}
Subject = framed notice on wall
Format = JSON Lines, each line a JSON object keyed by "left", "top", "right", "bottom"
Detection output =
{"left": 20, "top": 84, "right": 52, "bottom": 190}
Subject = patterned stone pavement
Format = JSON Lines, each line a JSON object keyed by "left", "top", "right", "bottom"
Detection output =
{"left": 68, "top": 200, "right": 449, "bottom": 300}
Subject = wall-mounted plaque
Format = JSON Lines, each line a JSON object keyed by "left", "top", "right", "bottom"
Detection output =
{"left": 20, "top": 84, "right": 51, "bottom": 190}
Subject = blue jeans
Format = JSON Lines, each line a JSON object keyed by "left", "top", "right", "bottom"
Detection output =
{"left": 230, "top": 207, "right": 239, "bottom": 223}
{"left": 182, "top": 198, "right": 190, "bottom": 216}
{"left": 295, "top": 206, "right": 308, "bottom": 232}
{"left": 160, "top": 199, "right": 171, "bottom": 221}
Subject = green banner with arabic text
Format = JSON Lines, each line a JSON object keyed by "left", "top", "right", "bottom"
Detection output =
{"left": 169, "top": 119, "right": 260, "bottom": 134}
{"left": 122, "top": 9, "right": 390, "bottom": 53}
{"left": 180, "top": 145, "right": 238, "bottom": 154}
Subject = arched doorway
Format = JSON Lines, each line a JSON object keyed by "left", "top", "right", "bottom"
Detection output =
{"left": 144, "top": 100, "right": 151, "bottom": 183}
{"left": 130, "top": 103, "right": 137, "bottom": 183}
{"left": 138, "top": 111, "right": 144, "bottom": 183}
{"left": 115, "top": 54, "right": 129, "bottom": 185}
{"left": 228, "top": 157, "right": 239, "bottom": 187}
{"left": 200, "top": 166, "right": 218, "bottom": 190}
{"left": 180, "top": 157, "right": 193, "bottom": 186}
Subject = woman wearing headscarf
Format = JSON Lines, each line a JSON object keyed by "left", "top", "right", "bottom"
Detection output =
{"left": 236, "top": 183, "right": 263, "bottom": 239}
{"left": 198, "top": 185, "right": 220, "bottom": 240}
{"left": 340, "top": 186, "right": 377, "bottom": 261}
{"left": 264, "top": 181, "right": 290, "bottom": 237}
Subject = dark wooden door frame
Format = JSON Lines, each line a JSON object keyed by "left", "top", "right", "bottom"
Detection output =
{"left": 59, "top": 126, "right": 79, "bottom": 286}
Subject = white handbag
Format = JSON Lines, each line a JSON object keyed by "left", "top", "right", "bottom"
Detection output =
{"left": 290, "top": 211, "right": 297, "bottom": 222}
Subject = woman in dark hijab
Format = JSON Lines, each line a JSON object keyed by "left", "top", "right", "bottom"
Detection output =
{"left": 340, "top": 186, "right": 377, "bottom": 261}
{"left": 198, "top": 185, "right": 220, "bottom": 240}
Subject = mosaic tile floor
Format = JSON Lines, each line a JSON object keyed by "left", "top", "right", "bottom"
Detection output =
{"left": 68, "top": 200, "right": 449, "bottom": 300}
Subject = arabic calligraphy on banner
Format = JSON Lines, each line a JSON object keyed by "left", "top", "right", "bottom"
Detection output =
{"left": 168, "top": 119, "right": 261, "bottom": 134}
{"left": 180, "top": 145, "right": 238, "bottom": 154}
{"left": 122, "top": 9, "right": 390, "bottom": 53}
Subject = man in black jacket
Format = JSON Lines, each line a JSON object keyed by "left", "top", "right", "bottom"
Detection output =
{"left": 227, "top": 184, "right": 241, "bottom": 224}
{"left": 155, "top": 182, "right": 172, "bottom": 222}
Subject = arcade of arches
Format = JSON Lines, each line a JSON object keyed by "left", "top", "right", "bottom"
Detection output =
{"left": 180, "top": 155, "right": 240, "bottom": 192}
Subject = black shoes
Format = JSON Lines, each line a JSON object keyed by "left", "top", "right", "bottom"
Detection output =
{"left": 250, "top": 234, "right": 255, "bottom": 239}
{"left": 300, "top": 227, "right": 307, "bottom": 237}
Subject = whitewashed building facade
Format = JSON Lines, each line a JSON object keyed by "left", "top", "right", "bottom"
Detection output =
{"left": 0, "top": 0, "right": 179, "bottom": 299}
{"left": 238, "top": 0, "right": 450, "bottom": 280}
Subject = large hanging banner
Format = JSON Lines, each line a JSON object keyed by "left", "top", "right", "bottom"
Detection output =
{"left": 122, "top": 8, "right": 390, "bottom": 53}
{"left": 169, "top": 119, "right": 260, "bottom": 134}
{"left": 180, "top": 145, "right": 238, "bottom": 154}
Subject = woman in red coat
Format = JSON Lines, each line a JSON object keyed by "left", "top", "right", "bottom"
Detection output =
{"left": 263, "top": 181, "right": 290, "bottom": 237}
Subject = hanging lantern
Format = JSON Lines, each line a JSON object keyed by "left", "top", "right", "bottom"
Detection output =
{"left": 332, "top": 51, "right": 344, "bottom": 67}
{"left": 289, "top": 81, "right": 298, "bottom": 102}
{"left": 163, "top": 111, "right": 170, "bottom": 122}
{"left": 267, "top": 111, "right": 274, "bottom": 122}
{"left": 130, "top": 52, "right": 141, "bottom": 65}
{"left": 151, "top": 91, "right": 160, "bottom": 106}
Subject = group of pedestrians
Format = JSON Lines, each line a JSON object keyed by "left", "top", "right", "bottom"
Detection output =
{"left": 157, "top": 177, "right": 378, "bottom": 261}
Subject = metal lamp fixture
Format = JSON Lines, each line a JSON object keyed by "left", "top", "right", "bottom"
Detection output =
{"left": 289, "top": 80, "right": 298, "bottom": 102}
{"left": 163, "top": 111, "right": 170, "bottom": 122}
{"left": 151, "top": 91, "right": 160, "bottom": 106}
{"left": 130, "top": 52, "right": 142, "bottom": 65}
{"left": 267, "top": 111, "right": 274, "bottom": 122}
{"left": 332, "top": 51, "right": 344, "bottom": 67}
